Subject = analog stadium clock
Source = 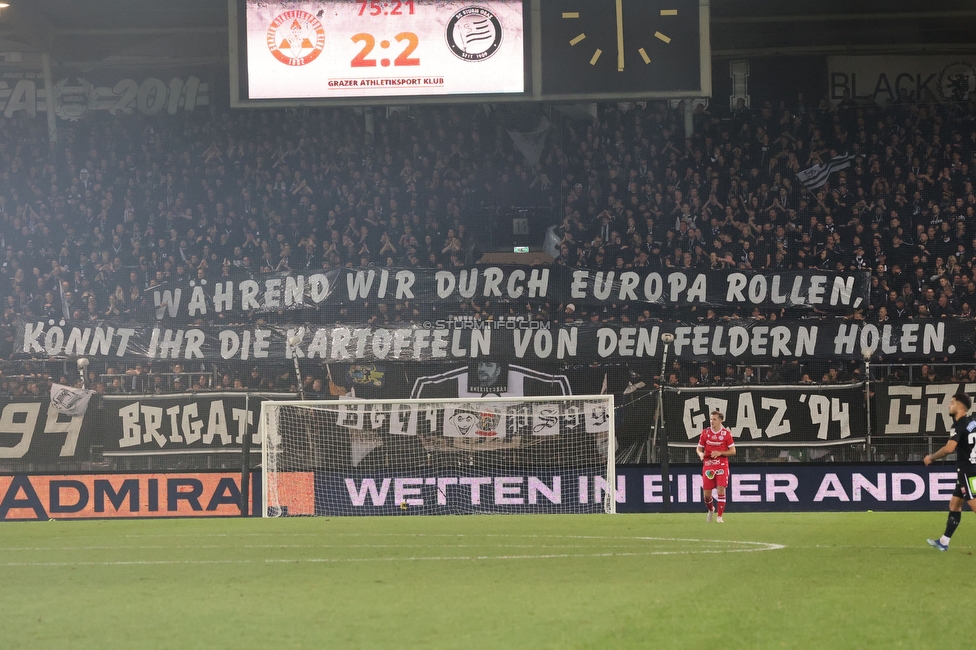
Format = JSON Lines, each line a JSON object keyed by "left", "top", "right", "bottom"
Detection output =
{"left": 539, "top": 0, "right": 703, "bottom": 98}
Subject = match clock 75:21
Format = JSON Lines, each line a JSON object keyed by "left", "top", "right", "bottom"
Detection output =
{"left": 357, "top": 1, "right": 416, "bottom": 16}
{"left": 539, "top": 0, "right": 702, "bottom": 98}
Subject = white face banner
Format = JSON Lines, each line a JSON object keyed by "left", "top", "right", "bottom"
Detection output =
{"left": 49, "top": 383, "right": 94, "bottom": 417}
{"left": 828, "top": 55, "right": 976, "bottom": 105}
{"left": 245, "top": 0, "right": 525, "bottom": 99}
{"left": 443, "top": 404, "right": 507, "bottom": 439}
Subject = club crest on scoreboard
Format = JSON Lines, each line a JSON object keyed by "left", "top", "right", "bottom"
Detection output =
{"left": 446, "top": 6, "right": 503, "bottom": 62}
{"left": 267, "top": 10, "right": 326, "bottom": 66}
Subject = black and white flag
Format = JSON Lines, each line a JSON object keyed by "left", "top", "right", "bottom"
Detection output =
{"left": 507, "top": 117, "right": 550, "bottom": 168}
{"left": 796, "top": 153, "right": 855, "bottom": 190}
{"left": 50, "top": 383, "right": 94, "bottom": 417}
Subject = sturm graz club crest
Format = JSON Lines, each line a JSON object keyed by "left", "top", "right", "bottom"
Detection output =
{"left": 446, "top": 6, "right": 503, "bottom": 62}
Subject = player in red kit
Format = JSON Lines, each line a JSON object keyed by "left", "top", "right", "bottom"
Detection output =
{"left": 697, "top": 410, "right": 736, "bottom": 522}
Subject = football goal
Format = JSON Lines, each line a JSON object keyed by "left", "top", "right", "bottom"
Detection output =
{"left": 259, "top": 395, "right": 616, "bottom": 516}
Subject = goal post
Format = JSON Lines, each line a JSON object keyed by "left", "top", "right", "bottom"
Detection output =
{"left": 259, "top": 395, "right": 616, "bottom": 517}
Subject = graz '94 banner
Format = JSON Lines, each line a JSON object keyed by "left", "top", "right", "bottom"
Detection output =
{"left": 878, "top": 382, "right": 976, "bottom": 437}
{"left": 662, "top": 384, "right": 868, "bottom": 447}
{"left": 14, "top": 319, "right": 971, "bottom": 363}
{"left": 146, "top": 267, "right": 871, "bottom": 320}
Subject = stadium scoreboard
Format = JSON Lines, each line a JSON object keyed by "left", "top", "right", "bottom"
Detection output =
{"left": 230, "top": 0, "right": 711, "bottom": 107}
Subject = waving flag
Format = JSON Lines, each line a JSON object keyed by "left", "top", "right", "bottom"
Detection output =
{"left": 50, "top": 383, "right": 94, "bottom": 417}
{"left": 796, "top": 153, "right": 855, "bottom": 190}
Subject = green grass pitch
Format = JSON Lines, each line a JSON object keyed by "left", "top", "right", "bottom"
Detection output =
{"left": 0, "top": 512, "right": 970, "bottom": 649}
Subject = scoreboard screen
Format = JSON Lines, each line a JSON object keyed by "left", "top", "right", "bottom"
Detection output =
{"left": 230, "top": 0, "right": 711, "bottom": 106}
{"left": 242, "top": 0, "right": 526, "bottom": 100}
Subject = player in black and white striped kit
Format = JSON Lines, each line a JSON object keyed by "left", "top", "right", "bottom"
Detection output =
{"left": 924, "top": 391, "right": 976, "bottom": 552}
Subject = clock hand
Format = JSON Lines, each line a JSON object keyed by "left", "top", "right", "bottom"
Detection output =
{"left": 616, "top": 0, "right": 624, "bottom": 71}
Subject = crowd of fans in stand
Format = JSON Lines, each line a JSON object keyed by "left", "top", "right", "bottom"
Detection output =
{"left": 1, "top": 92, "right": 975, "bottom": 393}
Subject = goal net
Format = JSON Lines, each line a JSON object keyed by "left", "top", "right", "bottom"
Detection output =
{"left": 260, "top": 395, "right": 616, "bottom": 516}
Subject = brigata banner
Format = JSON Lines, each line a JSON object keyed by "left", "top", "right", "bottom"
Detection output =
{"left": 100, "top": 393, "right": 292, "bottom": 456}
{"left": 15, "top": 318, "right": 969, "bottom": 363}
{"left": 0, "top": 399, "right": 94, "bottom": 462}
{"left": 663, "top": 384, "right": 867, "bottom": 447}
{"left": 616, "top": 465, "right": 956, "bottom": 513}
{"left": 145, "top": 266, "right": 870, "bottom": 321}
{"left": 0, "top": 472, "right": 260, "bottom": 520}
{"left": 878, "top": 382, "right": 976, "bottom": 437}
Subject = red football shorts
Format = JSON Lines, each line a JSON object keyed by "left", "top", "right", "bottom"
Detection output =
{"left": 702, "top": 466, "right": 729, "bottom": 490}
